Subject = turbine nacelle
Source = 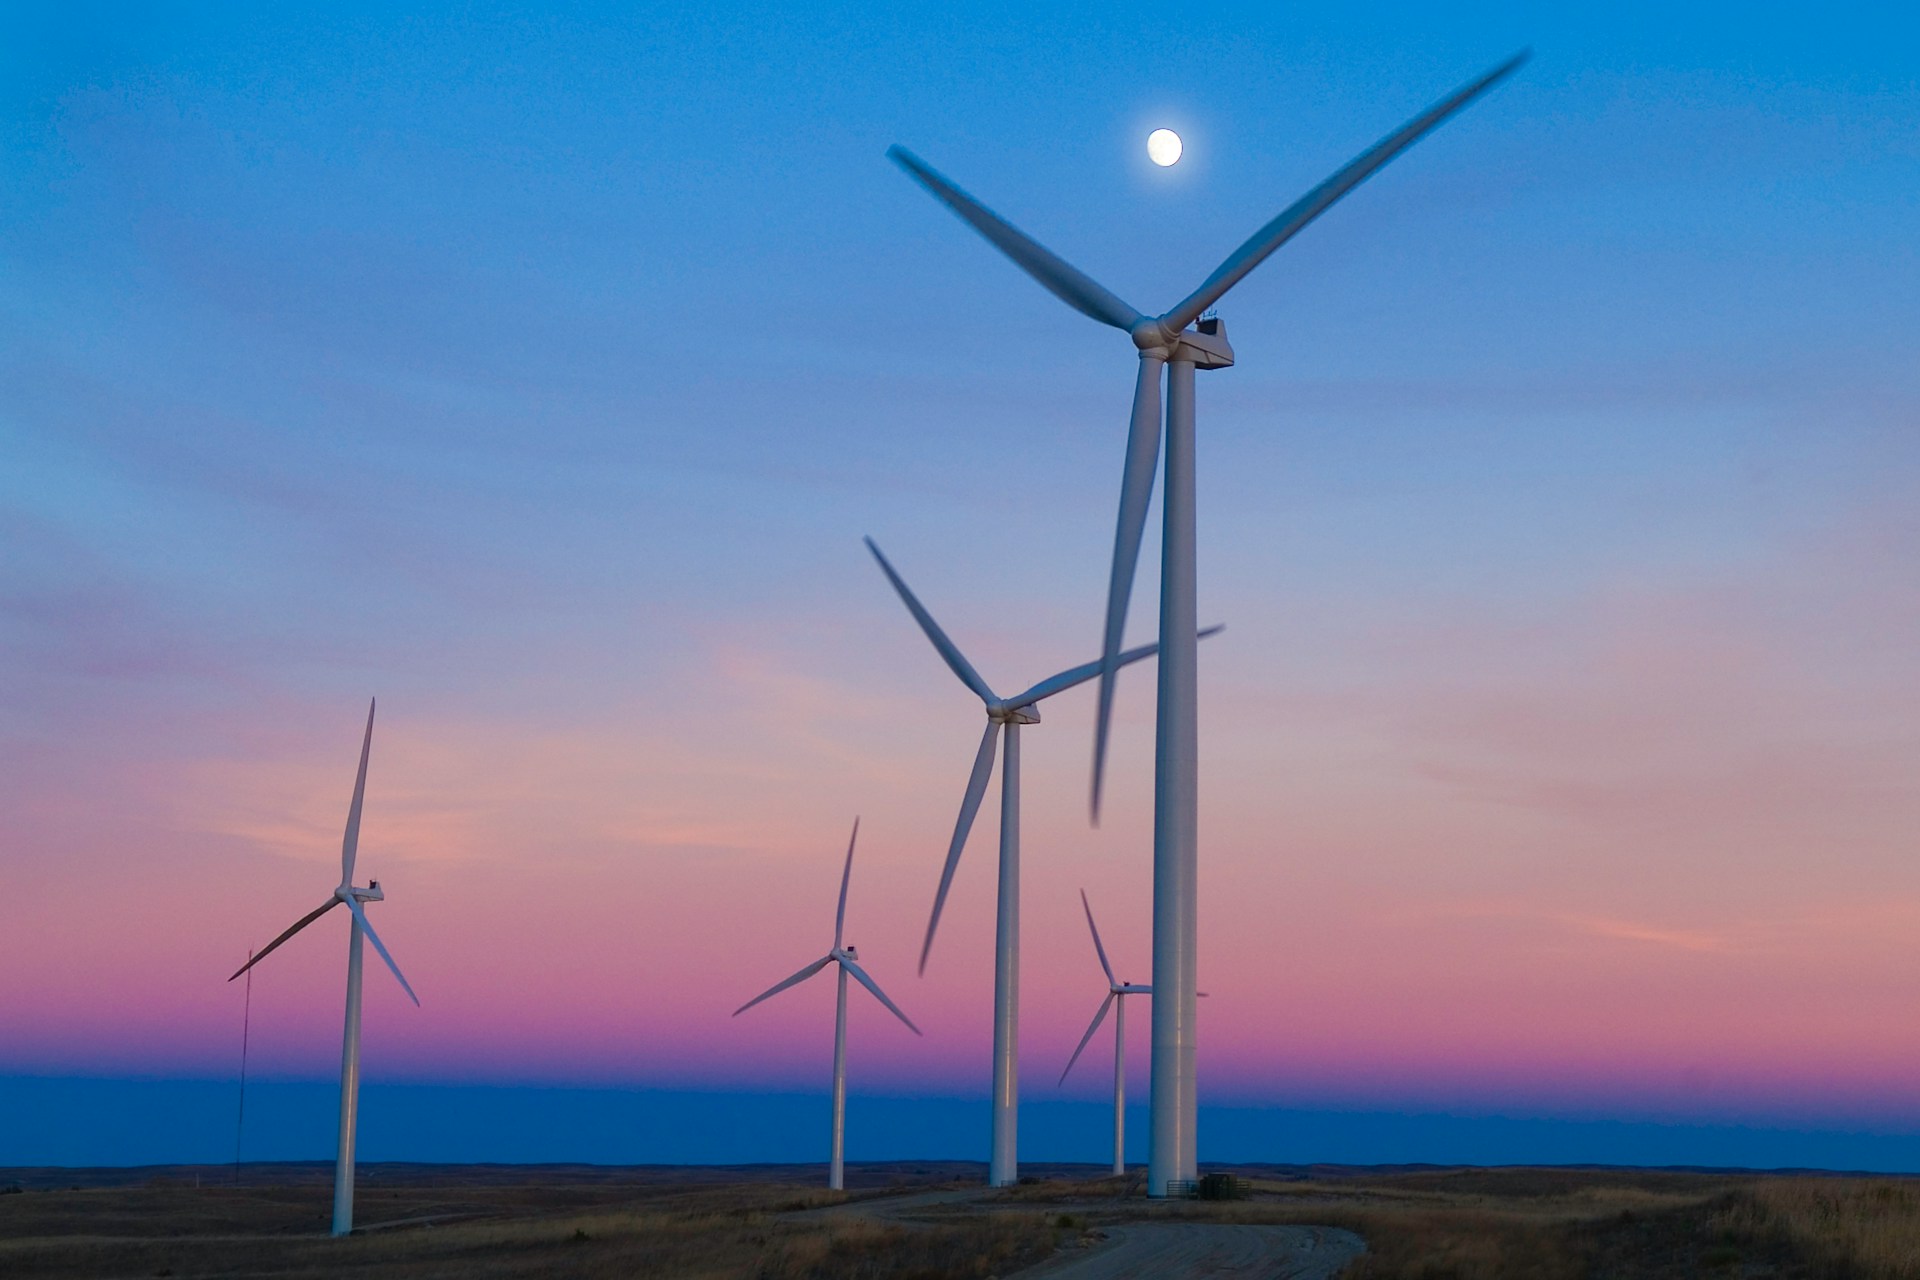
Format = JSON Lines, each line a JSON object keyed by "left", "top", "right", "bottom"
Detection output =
{"left": 988, "top": 702, "right": 1041, "bottom": 726}
{"left": 339, "top": 881, "right": 385, "bottom": 904}
{"left": 1130, "top": 317, "right": 1233, "bottom": 370}
{"left": 1132, "top": 316, "right": 1235, "bottom": 370}
{"left": 1173, "top": 317, "right": 1234, "bottom": 369}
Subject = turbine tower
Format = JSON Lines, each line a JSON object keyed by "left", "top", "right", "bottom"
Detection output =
{"left": 734, "top": 819, "right": 920, "bottom": 1191}
{"left": 229, "top": 698, "right": 419, "bottom": 1236}
{"left": 1058, "top": 890, "right": 1151, "bottom": 1177}
{"left": 864, "top": 537, "right": 1210, "bottom": 1187}
{"left": 889, "top": 54, "right": 1526, "bottom": 1194}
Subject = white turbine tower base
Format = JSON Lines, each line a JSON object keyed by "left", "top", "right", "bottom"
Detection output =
{"left": 864, "top": 537, "right": 1215, "bottom": 1187}
{"left": 230, "top": 698, "right": 419, "bottom": 1237}
{"left": 890, "top": 52, "right": 1525, "bottom": 1194}
{"left": 733, "top": 819, "right": 921, "bottom": 1191}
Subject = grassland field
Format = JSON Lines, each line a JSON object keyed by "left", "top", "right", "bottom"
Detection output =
{"left": 6, "top": 1160, "right": 1920, "bottom": 1278}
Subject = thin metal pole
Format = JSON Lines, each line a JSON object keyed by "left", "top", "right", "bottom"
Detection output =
{"left": 1149, "top": 358, "right": 1200, "bottom": 1195}
{"left": 990, "top": 722, "right": 1020, "bottom": 1187}
{"left": 829, "top": 963, "right": 849, "bottom": 1191}
{"left": 332, "top": 917, "right": 365, "bottom": 1236}
{"left": 1112, "top": 994, "right": 1126, "bottom": 1177}
{"left": 234, "top": 949, "right": 252, "bottom": 1185}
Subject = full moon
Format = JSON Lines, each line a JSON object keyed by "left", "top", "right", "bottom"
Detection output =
{"left": 1147, "top": 128, "right": 1183, "bottom": 167}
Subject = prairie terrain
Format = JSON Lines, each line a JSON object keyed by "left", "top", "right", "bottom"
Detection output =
{"left": 5, "top": 1161, "right": 1920, "bottom": 1277}
{"left": 0, "top": 1162, "right": 1048, "bottom": 1280}
{"left": 1024, "top": 1165, "right": 1920, "bottom": 1278}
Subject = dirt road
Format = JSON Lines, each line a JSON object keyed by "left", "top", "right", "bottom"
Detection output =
{"left": 796, "top": 1183, "right": 1366, "bottom": 1278}
{"left": 1013, "top": 1221, "right": 1365, "bottom": 1279}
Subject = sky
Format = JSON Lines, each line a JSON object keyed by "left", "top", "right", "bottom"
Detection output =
{"left": 3, "top": 1, "right": 1920, "bottom": 1169}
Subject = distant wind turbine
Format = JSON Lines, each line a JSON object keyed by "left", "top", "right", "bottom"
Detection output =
{"left": 229, "top": 698, "right": 418, "bottom": 1237}
{"left": 864, "top": 536, "right": 1216, "bottom": 1186}
{"left": 888, "top": 52, "right": 1526, "bottom": 1194}
{"left": 1058, "top": 890, "right": 1172, "bottom": 1178}
{"left": 733, "top": 819, "right": 920, "bottom": 1191}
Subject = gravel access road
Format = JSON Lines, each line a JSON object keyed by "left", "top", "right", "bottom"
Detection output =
{"left": 1012, "top": 1220, "right": 1365, "bottom": 1279}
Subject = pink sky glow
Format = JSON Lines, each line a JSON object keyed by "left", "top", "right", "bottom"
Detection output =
{"left": 6, "top": 487, "right": 1919, "bottom": 1133}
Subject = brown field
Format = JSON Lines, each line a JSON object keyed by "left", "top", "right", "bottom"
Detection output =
{"left": 6, "top": 1162, "right": 1920, "bottom": 1278}
{"left": 0, "top": 1162, "right": 1055, "bottom": 1280}
{"left": 1007, "top": 1165, "right": 1920, "bottom": 1278}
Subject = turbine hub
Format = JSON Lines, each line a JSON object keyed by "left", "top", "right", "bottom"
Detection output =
{"left": 1130, "top": 317, "right": 1174, "bottom": 355}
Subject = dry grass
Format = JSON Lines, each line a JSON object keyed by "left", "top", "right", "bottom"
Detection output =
{"left": 1701, "top": 1178, "right": 1920, "bottom": 1278}
{"left": 985, "top": 1175, "right": 1141, "bottom": 1203}
{"left": 1184, "top": 1171, "right": 1644, "bottom": 1279}
{"left": 15, "top": 1164, "right": 1920, "bottom": 1278}
{"left": 985, "top": 1168, "right": 1632, "bottom": 1277}
{"left": 751, "top": 1215, "right": 1053, "bottom": 1279}
{"left": 1283, "top": 1168, "right": 1720, "bottom": 1278}
{"left": 0, "top": 1176, "right": 1055, "bottom": 1280}
{"left": 1001, "top": 1167, "right": 1920, "bottom": 1278}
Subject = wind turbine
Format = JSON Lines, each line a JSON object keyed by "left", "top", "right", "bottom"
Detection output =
{"left": 1058, "top": 891, "right": 1151, "bottom": 1177}
{"left": 733, "top": 819, "right": 920, "bottom": 1191}
{"left": 864, "top": 536, "right": 1214, "bottom": 1186}
{"left": 889, "top": 53, "right": 1526, "bottom": 1195}
{"left": 228, "top": 698, "right": 418, "bottom": 1237}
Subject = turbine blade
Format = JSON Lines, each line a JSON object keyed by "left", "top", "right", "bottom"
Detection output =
{"left": 887, "top": 146, "right": 1143, "bottom": 332}
{"left": 343, "top": 894, "right": 419, "bottom": 1006}
{"left": 228, "top": 897, "right": 341, "bottom": 981}
{"left": 340, "top": 697, "right": 376, "bottom": 887}
{"left": 1008, "top": 625, "right": 1223, "bottom": 707}
{"left": 1010, "top": 642, "right": 1157, "bottom": 709}
{"left": 920, "top": 720, "right": 1000, "bottom": 973}
{"left": 733, "top": 955, "right": 834, "bottom": 1017}
{"left": 864, "top": 537, "right": 995, "bottom": 704}
{"left": 1058, "top": 992, "right": 1116, "bottom": 1085}
{"left": 1160, "top": 52, "right": 1529, "bottom": 334}
{"left": 1080, "top": 889, "right": 1117, "bottom": 986}
{"left": 1090, "top": 355, "right": 1163, "bottom": 823}
{"left": 842, "top": 957, "right": 922, "bottom": 1036}
{"left": 834, "top": 817, "right": 859, "bottom": 950}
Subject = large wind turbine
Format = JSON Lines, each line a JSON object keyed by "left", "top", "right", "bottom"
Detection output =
{"left": 1058, "top": 891, "right": 1150, "bottom": 1177}
{"left": 229, "top": 698, "right": 418, "bottom": 1237}
{"left": 733, "top": 819, "right": 920, "bottom": 1191}
{"left": 865, "top": 536, "right": 1213, "bottom": 1186}
{"left": 889, "top": 54, "right": 1526, "bottom": 1194}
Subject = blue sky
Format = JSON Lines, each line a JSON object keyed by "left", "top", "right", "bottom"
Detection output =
{"left": 4, "top": 1, "right": 1920, "bottom": 1169}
